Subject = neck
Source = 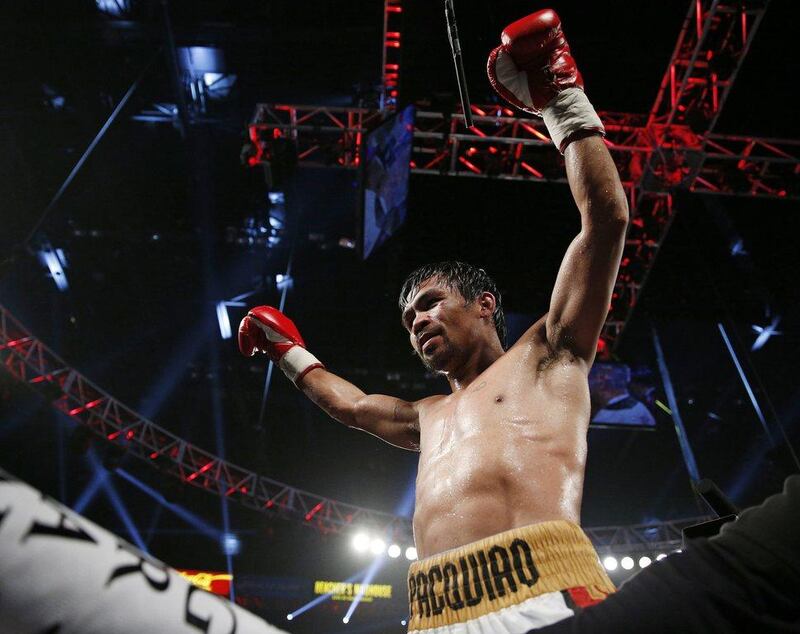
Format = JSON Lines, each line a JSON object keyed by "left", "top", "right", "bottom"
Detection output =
{"left": 445, "top": 339, "right": 505, "bottom": 391}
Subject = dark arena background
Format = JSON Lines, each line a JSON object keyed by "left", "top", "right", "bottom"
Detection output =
{"left": 1, "top": 1, "right": 798, "bottom": 632}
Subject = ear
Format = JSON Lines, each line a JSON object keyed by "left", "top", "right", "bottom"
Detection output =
{"left": 477, "top": 291, "right": 496, "bottom": 318}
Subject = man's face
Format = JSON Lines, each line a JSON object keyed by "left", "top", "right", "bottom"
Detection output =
{"left": 401, "top": 277, "right": 483, "bottom": 373}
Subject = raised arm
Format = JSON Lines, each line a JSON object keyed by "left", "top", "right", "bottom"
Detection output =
{"left": 239, "top": 306, "right": 420, "bottom": 451}
{"left": 546, "top": 135, "right": 628, "bottom": 363}
{"left": 487, "top": 8, "right": 629, "bottom": 365}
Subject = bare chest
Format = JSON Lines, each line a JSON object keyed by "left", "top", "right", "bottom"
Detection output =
{"left": 421, "top": 365, "right": 588, "bottom": 459}
{"left": 414, "top": 360, "right": 590, "bottom": 517}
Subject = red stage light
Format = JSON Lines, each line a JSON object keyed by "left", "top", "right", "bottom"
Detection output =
{"left": 305, "top": 502, "right": 324, "bottom": 521}
{"left": 187, "top": 461, "right": 215, "bottom": 482}
{"left": 69, "top": 398, "right": 102, "bottom": 416}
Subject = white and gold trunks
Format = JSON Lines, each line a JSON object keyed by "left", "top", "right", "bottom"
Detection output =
{"left": 407, "top": 521, "right": 615, "bottom": 633}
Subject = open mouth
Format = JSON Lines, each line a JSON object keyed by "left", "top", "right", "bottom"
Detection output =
{"left": 418, "top": 332, "right": 440, "bottom": 353}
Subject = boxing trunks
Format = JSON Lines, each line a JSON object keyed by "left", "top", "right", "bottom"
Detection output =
{"left": 407, "top": 521, "right": 614, "bottom": 633}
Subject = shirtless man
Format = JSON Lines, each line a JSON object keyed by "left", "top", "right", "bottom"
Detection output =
{"left": 239, "top": 9, "right": 627, "bottom": 633}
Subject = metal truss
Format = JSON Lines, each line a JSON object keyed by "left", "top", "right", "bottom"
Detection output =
{"left": 585, "top": 516, "right": 708, "bottom": 556}
{"left": 381, "top": 0, "right": 403, "bottom": 111}
{"left": 647, "top": 0, "right": 769, "bottom": 134}
{"left": 0, "top": 303, "right": 407, "bottom": 539}
{"left": 1, "top": 302, "right": 699, "bottom": 550}
{"left": 248, "top": 104, "right": 798, "bottom": 348}
{"left": 244, "top": 0, "right": 788, "bottom": 352}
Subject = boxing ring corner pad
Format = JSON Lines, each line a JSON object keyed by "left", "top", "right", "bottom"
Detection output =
{"left": 0, "top": 467, "right": 288, "bottom": 634}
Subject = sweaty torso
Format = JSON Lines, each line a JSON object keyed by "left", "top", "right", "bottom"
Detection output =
{"left": 413, "top": 320, "right": 591, "bottom": 559}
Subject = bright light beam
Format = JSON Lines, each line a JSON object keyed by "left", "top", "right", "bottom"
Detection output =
{"left": 88, "top": 452, "right": 147, "bottom": 552}
{"left": 210, "top": 342, "right": 235, "bottom": 602}
{"left": 718, "top": 323, "right": 773, "bottom": 443}
{"left": 101, "top": 476, "right": 148, "bottom": 552}
{"left": 343, "top": 554, "right": 386, "bottom": 624}
{"left": 73, "top": 468, "right": 109, "bottom": 514}
{"left": 256, "top": 242, "right": 296, "bottom": 429}
{"left": 115, "top": 469, "right": 222, "bottom": 541}
{"left": 287, "top": 566, "right": 371, "bottom": 621}
{"left": 751, "top": 315, "right": 782, "bottom": 351}
{"left": 216, "top": 302, "right": 232, "bottom": 339}
{"left": 652, "top": 326, "right": 700, "bottom": 482}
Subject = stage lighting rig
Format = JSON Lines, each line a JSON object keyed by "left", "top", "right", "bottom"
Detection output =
{"left": 227, "top": 190, "right": 286, "bottom": 249}
{"left": 95, "top": 0, "right": 131, "bottom": 17}
{"left": 35, "top": 241, "right": 69, "bottom": 292}
{"left": 177, "top": 47, "right": 236, "bottom": 113}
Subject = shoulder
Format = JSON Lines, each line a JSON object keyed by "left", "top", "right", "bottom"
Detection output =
{"left": 415, "top": 393, "right": 447, "bottom": 413}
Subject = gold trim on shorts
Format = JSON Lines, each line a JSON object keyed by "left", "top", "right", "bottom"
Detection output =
{"left": 407, "top": 520, "right": 615, "bottom": 631}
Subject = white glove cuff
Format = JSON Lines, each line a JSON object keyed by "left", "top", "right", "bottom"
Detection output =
{"left": 278, "top": 346, "right": 324, "bottom": 384}
{"left": 542, "top": 87, "right": 605, "bottom": 153}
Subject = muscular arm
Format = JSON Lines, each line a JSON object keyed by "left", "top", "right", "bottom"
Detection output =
{"left": 545, "top": 134, "right": 629, "bottom": 364}
{"left": 298, "top": 369, "right": 421, "bottom": 451}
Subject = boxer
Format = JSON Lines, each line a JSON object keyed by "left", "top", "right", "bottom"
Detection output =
{"left": 240, "top": 9, "right": 627, "bottom": 632}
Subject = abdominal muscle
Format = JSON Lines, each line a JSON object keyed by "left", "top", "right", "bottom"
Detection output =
{"left": 412, "top": 361, "right": 591, "bottom": 559}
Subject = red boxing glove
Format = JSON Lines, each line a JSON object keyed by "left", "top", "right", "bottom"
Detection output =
{"left": 238, "top": 306, "right": 324, "bottom": 384}
{"left": 487, "top": 9, "right": 604, "bottom": 152}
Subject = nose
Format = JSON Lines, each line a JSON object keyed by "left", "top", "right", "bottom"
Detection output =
{"left": 412, "top": 313, "right": 430, "bottom": 337}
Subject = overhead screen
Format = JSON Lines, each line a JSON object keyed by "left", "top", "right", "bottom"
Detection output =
{"left": 589, "top": 362, "right": 657, "bottom": 429}
{"left": 359, "top": 104, "right": 415, "bottom": 260}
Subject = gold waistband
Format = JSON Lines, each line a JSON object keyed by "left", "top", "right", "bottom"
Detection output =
{"left": 407, "top": 520, "right": 615, "bottom": 631}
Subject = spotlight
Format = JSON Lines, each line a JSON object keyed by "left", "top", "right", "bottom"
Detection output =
{"left": 37, "top": 244, "right": 69, "bottom": 291}
{"left": 388, "top": 544, "right": 401, "bottom": 558}
{"left": 342, "top": 617, "right": 350, "bottom": 624}
{"left": 286, "top": 614, "right": 293, "bottom": 621}
{"left": 602, "top": 556, "right": 618, "bottom": 571}
{"left": 221, "top": 532, "right": 240, "bottom": 556}
{"left": 638, "top": 556, "right": 652, "bottom": 569}
{"left": 620, "top": 556, "right": 634, "bottom": 570}
{"left": 370, "top": 538, "right": 386, "bottom": 555}
{"left": 405, "top": 546, "right": 418, "bottom": 561}
{"left": 401, "top": 620, "right": 407, "bottom": 626}
{"left": 216, "top": 302, "right": 232, "bottom": 340}
{"left": 655, "top": 553, "right": 667, "bottom": 561}
{"left": 352, "top": 532, "right": 370, "bottom": 553}
{"left": 275, "top": 274, "right": 293, "bottom": 290}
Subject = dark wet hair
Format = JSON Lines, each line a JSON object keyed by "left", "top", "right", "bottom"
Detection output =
{"left": 398, "top": 261, "right": 507, "bottom": 349}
